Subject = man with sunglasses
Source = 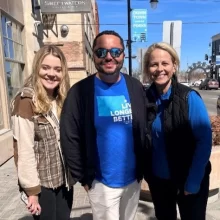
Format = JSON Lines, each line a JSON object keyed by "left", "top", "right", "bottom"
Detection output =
{"left": 60, "top": 30, "right": 146, "bottom": 220}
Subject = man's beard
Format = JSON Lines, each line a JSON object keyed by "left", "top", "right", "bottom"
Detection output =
{"left": 95, "top": 60, "right": 124, "bottom": 76}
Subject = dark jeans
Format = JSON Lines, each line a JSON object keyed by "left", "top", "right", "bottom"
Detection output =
{"left": 148, "top": 174, "right": 209, "bottom": 220}
{"left": 33, "top": 185, "right": 73, "bottom": 220}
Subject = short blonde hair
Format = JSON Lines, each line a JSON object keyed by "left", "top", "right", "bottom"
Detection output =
{"left": 24, "top": 45, "right": 70, "bottom": 118}
{"left": 143, "top": 42, "right": 180, "bottom": 79}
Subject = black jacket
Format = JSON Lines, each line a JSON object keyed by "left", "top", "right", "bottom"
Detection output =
{"left": 60, "top": 74, "right": 146, "bottom": 188}
{"left": 145, "top": 76, "right": 211, "bottom": 187}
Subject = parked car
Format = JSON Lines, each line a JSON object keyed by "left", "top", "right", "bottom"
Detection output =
{"left": 217, "top": 95, "right": 220, "bottom": 116}
{"left": 199, "top": 78, "right": 219, "bottom": 90}
{"left": 194, "top": 79, "right": 204, "bottom": 87}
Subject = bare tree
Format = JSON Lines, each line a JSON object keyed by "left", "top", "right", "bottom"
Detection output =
{"left": 132, "top": 68, "right": 142, "bottom": 81}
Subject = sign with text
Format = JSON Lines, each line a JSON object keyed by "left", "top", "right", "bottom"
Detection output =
{"left": 40, "top": 0, "right": 91, "bottom": 13}
{"left": 131, "top": 9, "right": 147, "bottom": 42}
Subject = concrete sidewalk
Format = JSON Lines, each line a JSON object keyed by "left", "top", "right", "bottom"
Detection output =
{"left": 0, "top": 158, "right": 220, "bottom": 220}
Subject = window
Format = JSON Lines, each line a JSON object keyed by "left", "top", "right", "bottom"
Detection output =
{"left": 1, "top": 15, "right": 24, "bottom": 101}
{"left": 31, "top": 0, "right": 40, "bottom": 15}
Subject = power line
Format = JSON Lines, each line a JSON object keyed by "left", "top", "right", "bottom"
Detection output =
{"left": 43, "top": 21, "right": 220, "bottom": 26}
{"left": 156, "top": 0, "right": 220, "bottom": 2}
{"left": 163, "top": 0, "right": 220, "bottom": 2}
{"left": 98, "top": 0, "right": 220, "bottom": 2}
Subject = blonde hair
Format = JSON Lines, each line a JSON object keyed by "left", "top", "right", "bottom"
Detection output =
{"left": 143, "top": 42, "right": 180, "bottom": 81}
{"left": 24, "top": 45, "right": 70, "bottom": 118}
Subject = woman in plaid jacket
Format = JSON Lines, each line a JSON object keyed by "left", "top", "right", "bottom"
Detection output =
{"left": 11, "top": 45, "right": 73, "bottom": 220}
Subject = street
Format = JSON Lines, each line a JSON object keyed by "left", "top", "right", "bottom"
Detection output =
{"left": 194, "top": 88, "right": 219, "bottom": 116}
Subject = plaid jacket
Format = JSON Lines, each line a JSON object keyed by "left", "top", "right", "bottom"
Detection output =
{"left": 11, "top": 87, "right": 69, "bottom": 196}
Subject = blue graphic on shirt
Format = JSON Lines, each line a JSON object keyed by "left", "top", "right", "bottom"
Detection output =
{"left": 94, "top": 74, "right": 136, "bottom": 187}
{"left": 97, "top": 96, "right": 132, "bottom": 123}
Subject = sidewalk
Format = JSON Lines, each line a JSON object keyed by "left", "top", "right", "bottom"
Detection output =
{"left": 0, "top": 158, "right": 220, "bottom": 220}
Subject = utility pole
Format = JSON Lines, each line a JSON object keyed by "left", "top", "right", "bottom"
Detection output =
{"left": 127, "top": 0, "right": 132, "bottom": 76}
{"left": 127, "top": 0, "right": 159, "bottom": 77}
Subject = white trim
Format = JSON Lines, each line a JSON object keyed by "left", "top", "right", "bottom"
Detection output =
{"left": 0, "top": 129, "right": 11, "bottom": 136}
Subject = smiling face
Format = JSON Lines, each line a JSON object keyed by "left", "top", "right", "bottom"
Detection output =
{"left": 39, "top": 54, "right": 62, "bottom": 97}
{"left": 93, "top": 34, "right": 125, "bottom": 77}
{"left": 148, "top": 48, "right": 176, "bottom": 93}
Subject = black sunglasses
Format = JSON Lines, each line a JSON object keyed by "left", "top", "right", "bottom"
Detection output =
{"left": 94, "top": 48, "right": 124, "bottom": 58}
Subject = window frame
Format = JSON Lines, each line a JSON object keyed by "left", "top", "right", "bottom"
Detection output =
{"left": 0, "top": 12, "right": 24, "bottom": 130}
{"left": 31, "top": 0, "right": 41, "bottom": 15}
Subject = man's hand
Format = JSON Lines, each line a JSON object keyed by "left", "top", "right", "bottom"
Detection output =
{"left": 27, "top": 195, "right": 41, "bottom": 215}
{"left": 84, "top": 185, "right": 89, "bottom": 192}
{"left": 184, "top": 191, "right": 192, "bottom": 196}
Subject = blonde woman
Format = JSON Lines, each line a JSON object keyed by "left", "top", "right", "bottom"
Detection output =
{"left": 143, "top": 42, "right": 212, "bottom": 220}
{"left": 11, "top": 45, "right": 72, "bottom": 220}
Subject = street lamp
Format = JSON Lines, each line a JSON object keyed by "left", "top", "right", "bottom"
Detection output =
{"left": 127, "top": 0, "right": 159, "bottom": 76}
{"left": 150, "top": 0, "right": 159, "bottom": 9}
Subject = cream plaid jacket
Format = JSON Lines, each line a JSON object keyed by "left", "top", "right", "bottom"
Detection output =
{"left": 11, "top": 87, "right": 69, "bottom": 196}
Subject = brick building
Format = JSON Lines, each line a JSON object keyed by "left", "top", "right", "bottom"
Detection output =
{"left": 0, "top": 0, "right": 99, "bottom": 164}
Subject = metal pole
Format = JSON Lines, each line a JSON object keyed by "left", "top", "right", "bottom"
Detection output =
{"left": 127, "top": 0, "right": 132, "bottom": 76}
{"left": 170, "top": 22, "right": 174, "bottom": 46}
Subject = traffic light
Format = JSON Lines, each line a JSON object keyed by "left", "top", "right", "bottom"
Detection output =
{"left": 140, "top": 33, "right": 146, "bottom": 42}
{"left": 205, "top": 54, "right": 208, "bottom": 60}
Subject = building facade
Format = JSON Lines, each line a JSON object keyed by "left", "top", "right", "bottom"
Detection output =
{"left": 41, "top": 0, "right": 99, "bottom": 84}
{"left": 0, "top": 0, "right": 99, "bottom": 164}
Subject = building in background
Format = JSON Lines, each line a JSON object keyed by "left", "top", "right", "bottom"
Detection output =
{"left": 39, "top": 0, "right": 99, "bottom": 84}
{"left": 0, "top": 0, "right": 99, "bottom": 164}
{"left": 163, "top": 20, "right": 182, "bottom": 62}
{"left": 211, "top": 33, "right": 220, "bottom": 82}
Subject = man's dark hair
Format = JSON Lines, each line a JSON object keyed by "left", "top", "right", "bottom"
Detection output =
{"left": 92, "top": 30, "right": 125, "bottom": 50}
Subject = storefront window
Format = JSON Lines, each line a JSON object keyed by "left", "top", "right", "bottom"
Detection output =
{"left": 5, "top": 61, "right": 24, "bottom": 100}
{"left": 0, "top": 15, "right": 24, "bottom": 130}
{"left": 1, "top": 15, "right": 24, "bottom": 101}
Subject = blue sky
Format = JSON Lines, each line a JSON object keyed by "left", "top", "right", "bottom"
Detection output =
{"left": 96, "top": 0, "right": 220, "bottom": 71}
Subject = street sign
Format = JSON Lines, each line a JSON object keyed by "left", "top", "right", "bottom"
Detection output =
{"left": 131, "top": 9, "right": 147, "bottom": 42}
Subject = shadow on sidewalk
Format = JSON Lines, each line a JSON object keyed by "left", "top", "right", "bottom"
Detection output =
{"left": 18, "top": 216, "right": 33, "bottom": 220}
{"left": 71, "top": 213, "right": 93, "bottom": 220}
{"left": 17, "top": 213, "right": 93, "bottom": 220}
{"left": 138, "top": 201, "right": 155, "bottom": 215}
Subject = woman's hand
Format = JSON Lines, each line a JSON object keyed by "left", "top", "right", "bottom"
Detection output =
{"left": 27, "top": 195, "right": 41, "bottom": 215}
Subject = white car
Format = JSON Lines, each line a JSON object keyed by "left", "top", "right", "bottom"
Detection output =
{"left": 180, "top": 82, "right": 190, "bottom": 87}
{"left": 194, "top": 79, "right": 204, "bottom": 87}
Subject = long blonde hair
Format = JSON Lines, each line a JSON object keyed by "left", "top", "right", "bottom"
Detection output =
{"left": 24, "top": 45, "right": 70, "bottom": 118}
